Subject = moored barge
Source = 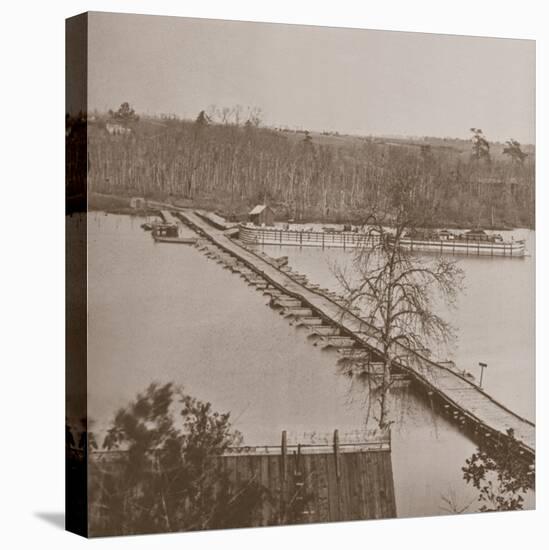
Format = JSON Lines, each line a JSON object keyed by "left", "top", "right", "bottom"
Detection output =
{"left": 151, "top": 222, "right": 197, "bottom": 245}
{"left": 239, "top": 224, "right": 381, "bottom": 249}
{"left": 393, "top": 228, "right": 526, "bottom": 257}
{"left": 238, "top": 224, "right": 525, "bottom": 257}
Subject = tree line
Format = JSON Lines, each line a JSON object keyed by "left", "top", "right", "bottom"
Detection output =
{"left": 84, "top": 105, "right": 534, "bottom": 228}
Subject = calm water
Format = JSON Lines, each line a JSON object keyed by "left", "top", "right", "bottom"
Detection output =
{"left": 87, "top": 214, "right": 534, "bottom": 518}
{"left": 264, "top": 229, "right": 535, "bottom": 421}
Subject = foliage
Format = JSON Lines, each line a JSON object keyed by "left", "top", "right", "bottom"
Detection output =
{"left": 503, "top": 139, "right": 528, "bottom": 164}
{"left": 89, "top": 383, "right": 267, "bottom": 536}
{"left": 462, "top": 429, "right": 535, "bottom": 511}
{"left": 194, "top": 109, "right": 211, "bottom": 128}
{"left": 470, "top": 127, "right": 491, "bottom": 162}
{"left": 108, "top": 102, "right": 139, "bottom": 125}
{"left": 65, "top": 111, "right": 88, "bottom": 206}
{"left": 302, "top": 130, "right": 313, "bottom": 145}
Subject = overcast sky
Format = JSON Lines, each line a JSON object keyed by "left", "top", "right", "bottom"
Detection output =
{"left": 87, "top": 12, "right": 535, "bottom": 143}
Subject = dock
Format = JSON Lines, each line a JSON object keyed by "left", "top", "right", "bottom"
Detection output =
{"left": 194, "top": 210, "right": 239, "bottom": 231}
{"left": 156, "top": 205, "right": 534, "bottom": 459}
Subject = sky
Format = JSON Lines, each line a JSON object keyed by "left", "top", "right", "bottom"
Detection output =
{"left": 87, "top": 12, "right": 535, "bottom": 143}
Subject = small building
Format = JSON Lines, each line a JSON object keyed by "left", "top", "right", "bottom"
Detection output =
{"left": 106, "top": 122, "right": 131, "bottom": 136}
{"left": 438, "top": 229, "right": 455, "bottom": 240}
{"left": 249, "top": 204, "right": 275, "bottom": 226}
{"left": 130, "top": 197, "right": 146, "bottom": 209}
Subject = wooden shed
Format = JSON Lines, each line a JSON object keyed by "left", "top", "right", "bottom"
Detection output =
{"left": 249, "top": 204, "right": 275, "bottom": 226}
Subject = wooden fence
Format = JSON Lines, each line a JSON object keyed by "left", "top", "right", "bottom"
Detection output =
{"left": 216, "top": 429, "right": 395, "bottom": 525}
{"left": 88, "top": 429, "right": 396, "bottom": 532}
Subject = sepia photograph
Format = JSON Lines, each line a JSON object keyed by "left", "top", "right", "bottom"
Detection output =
{"left": 66, "top": 11, "right": 535, "bottom": 538}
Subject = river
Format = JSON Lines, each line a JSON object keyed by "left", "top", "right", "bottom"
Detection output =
{"left": 265, "top": 228, "right": 535, "bottom": 421}
{"left": 87, "top": 213, "right": 534, "bottom": 518}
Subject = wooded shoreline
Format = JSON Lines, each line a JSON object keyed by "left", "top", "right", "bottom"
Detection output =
{"left": 67, "top": 111, "right": 535, "bottom": 230}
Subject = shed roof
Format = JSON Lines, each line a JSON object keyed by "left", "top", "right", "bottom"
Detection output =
{"left": 249, "top": 204, "right": 267, "bottom": 215}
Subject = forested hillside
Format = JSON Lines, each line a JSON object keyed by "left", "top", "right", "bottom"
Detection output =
{"left": 83, "top": 111, "right": 535, "bottom": 228}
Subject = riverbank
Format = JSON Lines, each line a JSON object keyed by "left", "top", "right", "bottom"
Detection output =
{"left": 88, "top": 191, "right": 533, "bottom": 231}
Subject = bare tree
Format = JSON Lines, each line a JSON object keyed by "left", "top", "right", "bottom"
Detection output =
{"left": 232, "top": 104, "right": 243, "bottom": 126}
{"left": 334, "top": 161, "right": 464, "bottom": 429}
{"left": 245, "top": 106, "right": 263, "bottom": 127}
{"left": 205, "top": 104, "right": 217, "bottom": 122}
{"left": 439, "top": 488, "right": 476, "bottom": 514}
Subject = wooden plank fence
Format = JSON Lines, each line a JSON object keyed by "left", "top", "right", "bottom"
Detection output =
{"left": 217, "top": 430, "right": 396, "bottom": 525}
{"left": 88, "top": 430, "right": 396, "bottom": 528}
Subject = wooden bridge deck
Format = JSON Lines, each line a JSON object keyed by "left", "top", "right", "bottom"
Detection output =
{"left": 172, "top": 208, "right": 534, "bottom": 457}
{"left": 159, "top": 210, "right": 180, "bottom": 225}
